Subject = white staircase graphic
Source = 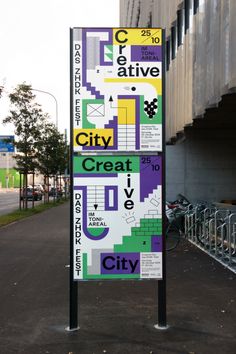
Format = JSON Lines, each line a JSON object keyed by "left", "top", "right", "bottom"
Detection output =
{"left": 144, "top": 210, "right": 159, "bottom": 219}
{"left": 87, "top": 185, "right": 105, "bottom": 211}
{"left": 143, "top": 189, "right": 161, "bottom": 219}
{"left": 118, "top": 124, "right": 136, "bottom": 150}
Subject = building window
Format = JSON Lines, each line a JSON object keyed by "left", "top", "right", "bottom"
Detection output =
{"left": 166, "top": 39, "right": 171, "bottom": 71}
{"left": 171, "top": 24, "right": 177, "bottom": 60}
{"left": 194, "top": 0, "right": 199, "bottom": 14}
{"left": 135, "top": 2, "right": 141, "bottom": 27}
{"left": 177, "top": 8, "right": 184, "bottom": 46}
{"left": 184, "top": 0, "right": 190, "bottom": 33}
{"left": 147, "top": 11, "right": 152, "bottom": 28}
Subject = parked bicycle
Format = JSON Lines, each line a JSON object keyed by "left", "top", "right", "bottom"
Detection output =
{"left": 165, "top": 194, "right": 191, "bottom": 251}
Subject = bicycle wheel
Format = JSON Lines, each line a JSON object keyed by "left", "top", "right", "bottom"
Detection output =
{"left": 166, "top": 223, "right": 181, "bottom": 251}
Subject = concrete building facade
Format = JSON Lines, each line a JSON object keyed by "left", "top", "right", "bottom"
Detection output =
{"left": 120, "top": 0, "right": 236, "bottom": 203}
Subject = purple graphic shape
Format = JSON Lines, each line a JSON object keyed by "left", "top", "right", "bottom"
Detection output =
{"left": 74, "top": 185, "right": 109, "bottom": 240}
{"left": 82, "top": 145, "right": 112, "bottom": 151}
{"left": 82, "top": 116, "right": 118, "bottom": 151}
{"left": 82, "top": 29, "right": 109, "bottom": 98}
{"left": 151, "top": 236, "right": 162, "bottom": 252}
{"left": 140, "top": 156, "right": 162, "bottom": 202}
{"left": 74, "top": 173, "right": 117, "bottom": 178}
{"left": 86, "top": 82, "right": 103, "bottom": 99}
{"left": 101, "top": 253, "right": 140, "bottom": 274}
{"left": 105, "top": 186, "right": 118, "bottom": 211}
{"left": 99, "top": 29, "right": 113, "bottom": 66}
{"left": 104, "top": 116, "right": 118, "bottom": 150}
{"left": 131, "top": 45, "right": 162, "bottom": 62}
{"left": 118, "top": 95, "right": 140, "bottom": 150}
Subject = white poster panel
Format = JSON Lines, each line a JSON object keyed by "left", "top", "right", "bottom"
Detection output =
{"left": 73, "top": 155, "right": 163, "bottom": 280}
{"left": 72, "top": 28, "right": 163, "bottom": 152}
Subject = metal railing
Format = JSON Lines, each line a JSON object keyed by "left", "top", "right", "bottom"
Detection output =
{"left": 184, "top": 205, "right": 236, "bottom": 273}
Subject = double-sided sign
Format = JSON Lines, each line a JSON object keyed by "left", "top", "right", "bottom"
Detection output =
{"left": 71, "top": 28, "right": 164, "bottom": 280}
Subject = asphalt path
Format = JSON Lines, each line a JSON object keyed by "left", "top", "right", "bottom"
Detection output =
{"left": 0, "top": 189, "right": 20, "bottom": 215}
{"left": 0, "top": 202, "right": 235, "bottom": 354}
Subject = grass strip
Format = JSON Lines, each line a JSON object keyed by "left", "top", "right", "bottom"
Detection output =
{"left": 0, "top": 199, "right": 68, "bottom": 228}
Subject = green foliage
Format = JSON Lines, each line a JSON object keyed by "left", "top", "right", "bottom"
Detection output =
{"left": 3, "top": 83, "right": 48, "bottom": 173}
{"left": 36, "top": 121, "right": 68, "bottom": 176}
{"left": 3, "top": 83, "right": 69, "bottom": 177}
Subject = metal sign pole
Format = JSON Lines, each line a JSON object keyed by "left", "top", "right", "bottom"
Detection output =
{"left": 156, "top": 29, "right": 167, "bottom": 329}
{"left": 69, "top": 28, "right": 78, "bottom": 331}
{"left": 157, "top": 150, "right": 167, "bottom": 327}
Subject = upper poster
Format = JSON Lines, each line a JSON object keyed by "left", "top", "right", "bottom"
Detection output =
{"left": 72, "top": 28, "right": 163, "bottom": 152}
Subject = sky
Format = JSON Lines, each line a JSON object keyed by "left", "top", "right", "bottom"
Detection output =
{"left": 0, "top": 0, "right": 119, "bottom": 136}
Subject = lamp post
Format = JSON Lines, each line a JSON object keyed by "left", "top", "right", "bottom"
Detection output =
{"left": 32, "top": 88, "right": 58, "bottom": 128}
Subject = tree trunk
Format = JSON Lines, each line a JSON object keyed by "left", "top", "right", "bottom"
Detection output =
{"left": 53, "top": 175, "right": 56, "bottom": 203}
{"left": 25, "top": 173, "right": 28, "bottom": 210}
{"left": 19, "top": 172, "right": 22, "bottom": 210}
{"left": 32, "top": 171, "right": 35, "bottom": 209}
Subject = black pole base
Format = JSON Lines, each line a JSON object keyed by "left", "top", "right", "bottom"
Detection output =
{"left": 154, "top": 324, "right": 169, "bottom": 330}
{"left": 65, "top": 326, "right": 80, "bottom": 332}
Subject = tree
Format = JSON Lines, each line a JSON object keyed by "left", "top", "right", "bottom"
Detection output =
{"left": 36, "top": 122, "right": 68, "bottom": 202}
{"left": 3, "top": 83, "right": 47, "bottom": 208}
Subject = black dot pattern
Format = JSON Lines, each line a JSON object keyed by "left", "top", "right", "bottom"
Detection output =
{"left": 144, "top": 98, "right": 158, "bottom": 119}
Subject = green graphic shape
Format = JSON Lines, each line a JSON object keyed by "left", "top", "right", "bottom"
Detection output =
{"left": 87, "top": 227, "right": 105, "bottom": 237}
{"left": 105, "top": 53, "right": 113, "bottom": 61}
{"left": 140, "top": 95, "right": 162, "bottom": 124}
{"left": 74, "top": 155, "right": 140, "bottom": 174}
{"left": 105, "top": 44, "right": 113, "bottom": 52}
{"left": 114, "top": 218, "right": 162, "bottom": 253}
{"left": 105, "top": 45, "right": 113, "bottom": 61}
{"left": 82, "top": 99, "right": 104, "bottom": 128}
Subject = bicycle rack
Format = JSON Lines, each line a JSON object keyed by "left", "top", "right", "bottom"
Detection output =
{"left": 227, "top": 214, "right": 236, "bottom": 266}
{"left": 184, "top": 205, "right": 236, "bottom": 273}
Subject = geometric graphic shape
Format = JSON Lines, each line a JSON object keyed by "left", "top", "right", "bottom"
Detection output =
{"left": 152, "top": 236, "right": 162, "bottom": 252}
{"left": 72, "top": 27, "right": 163, "bottom": 152}
{"left": 131, "top": 45, "right": 162, "bottom": 62}
{"left": 112, "top": 29, "right": 162, "bottom": 46}
{"left": 105, "top": 186, "right": 118, "bottom": 211}
{"left": 144, "top": 98, "right": 158, "bottom": 118}
{"left": 101, "top": 253, "right": 140, "bottom": 275}
{"left": 118, "top": 99, "right": 136, "bottom": 125}
{"left": 73, "top": 128, "right": 114, "bottom": 149}
{"left": 73, "top": 155, "right": 163, "bottom": 280}
{"left": 87, "top": 103, "right": 105, "bottom": 117}
{"left": 105, "top": 53, "right": 113, "bottom": 61}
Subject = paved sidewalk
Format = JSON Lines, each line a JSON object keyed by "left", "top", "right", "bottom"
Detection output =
{"left": 0, "top": 203, "right": 235, "bottom": 354}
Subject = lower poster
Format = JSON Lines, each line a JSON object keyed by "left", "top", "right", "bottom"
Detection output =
{"left": 73, "top": 155, "right": 163, "bottom": 280}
